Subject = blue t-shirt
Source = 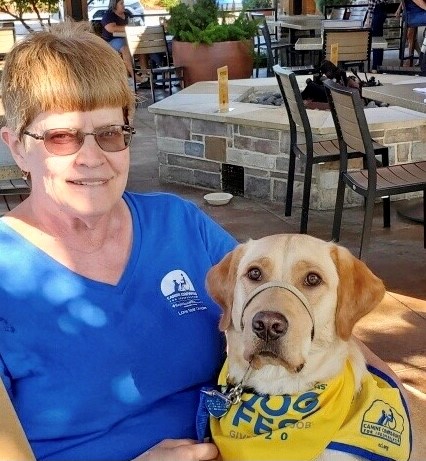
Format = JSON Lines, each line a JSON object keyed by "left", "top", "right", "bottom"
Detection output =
{"left": 0, "top": 192, "right": 237, "bottom": 460}
{"left": 101, "top": 9, "right": 128, "bottom": 42}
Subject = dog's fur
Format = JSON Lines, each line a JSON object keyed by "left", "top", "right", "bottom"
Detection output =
{"left": 206, "top": 234, "right": 387, "bottom": 461}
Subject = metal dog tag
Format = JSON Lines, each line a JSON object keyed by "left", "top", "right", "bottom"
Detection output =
{"left": 201, "top": 388, "right": 232, "bottom": 418}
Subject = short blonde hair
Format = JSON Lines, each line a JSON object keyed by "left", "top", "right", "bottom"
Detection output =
{"left": 1, "top": 20, "right": 135, "bottom": 137}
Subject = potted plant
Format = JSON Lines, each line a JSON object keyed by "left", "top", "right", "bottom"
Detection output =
{"left": 167, "top": 0, "right": 258, "bottom": 86}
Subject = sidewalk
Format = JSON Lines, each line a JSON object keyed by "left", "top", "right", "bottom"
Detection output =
{"left": 130, "top": 97, "right": 425, "bottom": 459}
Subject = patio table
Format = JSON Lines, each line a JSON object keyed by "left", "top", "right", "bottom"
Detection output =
{"left": 295, "top": 36, "right": 388, "bottom": 52}
{"left": 362, "top": 81, "right": 426, "bottom": 223}
{"left": 267, "top": 15, "right": 323, "bottom": 43}
{"left": 362, "top": 82, "right": 426, "bottom": 113}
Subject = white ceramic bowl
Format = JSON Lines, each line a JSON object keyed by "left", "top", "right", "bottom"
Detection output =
{"left": 203, "top": 192, "right": 233, "bottom": 206}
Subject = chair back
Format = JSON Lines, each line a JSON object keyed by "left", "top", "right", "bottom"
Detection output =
{"left": 0, "top": 28, "right": 15, "bottom": 56}
{"left": 273, "top": 64, "right": 313, "bottom": 150}
{"left": 328, "top": 8, "right": 347, "bottom": 19}
{"left": 323, "top": 79, "right": 378, "bottom": 185}
{"left": 125, "top": 25, "right": 169, "bottom": 63}
{"left": 258, "top": 22, "right": 276, "bottom": 77}
{"left": 347, "top": 5, "right": 368, "bottom": 25}
{"left": 322, "top": 19, "right": 363, "bottom": 29}
{"left": 322, "top": 27, "right": 371, "bottom": 69}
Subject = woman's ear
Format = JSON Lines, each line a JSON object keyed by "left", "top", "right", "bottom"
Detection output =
{"left": 1, "top": 127, "right": 28, "bottom": 172}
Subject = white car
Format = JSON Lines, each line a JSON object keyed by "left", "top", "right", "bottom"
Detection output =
{"left": 88, "top": 0, "right": 144, "bottom": 23}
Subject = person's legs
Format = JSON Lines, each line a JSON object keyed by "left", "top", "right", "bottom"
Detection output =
{"left": 108, "top": 38, "right": 146, "bottom": 83}
{"left": 371, "top": 4, "right": 387, "bottom": 70}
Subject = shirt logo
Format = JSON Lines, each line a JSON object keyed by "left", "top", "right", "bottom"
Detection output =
{"left": 361, "top": 399, "right": 406, "bottom": 446}
{"left": 161, "top": 270, "right": 207, "bottom": 316}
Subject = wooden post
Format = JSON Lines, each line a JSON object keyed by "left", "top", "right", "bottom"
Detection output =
{"left": 63, "top": 0, "right": 88, "bottom": 21}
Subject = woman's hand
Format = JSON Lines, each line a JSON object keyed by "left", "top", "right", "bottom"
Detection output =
{"left": 133, "top": 439, "right": 219, "bottom": 461}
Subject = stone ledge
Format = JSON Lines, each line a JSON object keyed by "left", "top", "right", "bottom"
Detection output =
{"left": 149, "top": 76, "right": 426, "bottom": 138}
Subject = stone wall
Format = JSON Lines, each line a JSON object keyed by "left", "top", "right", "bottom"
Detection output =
{"left": 155, "top": 113, "right": 375, "bottom": 210}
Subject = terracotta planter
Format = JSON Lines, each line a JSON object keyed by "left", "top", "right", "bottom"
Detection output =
{"left": 172, "top": 40, "right": 254, "bottom": 87}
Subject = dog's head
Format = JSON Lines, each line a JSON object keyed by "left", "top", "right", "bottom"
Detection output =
{"left": 206, "top": 234, "right": 385, "bottom": 378}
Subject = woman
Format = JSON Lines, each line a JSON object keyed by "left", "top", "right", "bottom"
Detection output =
{"left": 396, "top": 0, "right": 426, "bottom": 66}
{"left": 366, "top": 0, "right": 390, "bottom": 71}
{"left": 0, "top": 21, "right": 232, "bottom": 460}
{"left": 101, "top": 0, "right": 148, "bottom": 84}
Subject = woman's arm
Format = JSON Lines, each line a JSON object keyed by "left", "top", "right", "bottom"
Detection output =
{"left": 104, "top": 21, "right": 125, "bottom": 34}
{"left": 133, "top": 439, "right": 218, "bottom": 461}
{"left": 0, "top": 379, "right": 36, "bottom": 460}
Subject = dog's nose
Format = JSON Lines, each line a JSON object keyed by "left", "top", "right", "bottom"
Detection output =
{"left": 252, "top": 311, "right": 288, "bottom": 341}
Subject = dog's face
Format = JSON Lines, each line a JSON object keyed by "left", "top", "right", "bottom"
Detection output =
{"left": 206, "top": 234, "right": 385, "bottom": 383}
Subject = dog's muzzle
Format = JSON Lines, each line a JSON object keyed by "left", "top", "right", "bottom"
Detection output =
{"left": 239, "top": 281, "right": 315, "bottom": 339}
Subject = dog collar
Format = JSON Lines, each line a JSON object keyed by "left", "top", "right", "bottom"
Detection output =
{"left": 239, "top": 281, "right": 315, "bottom": 337}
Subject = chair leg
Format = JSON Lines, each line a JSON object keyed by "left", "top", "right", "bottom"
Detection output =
{"left": 383, "top": 196, "right": 391, "bottom": 228}
{"left": 285, "top": 150, "right": 296, "bottom": 217}
{"left": 400, "top": 24, "right": 408, "bottom": 66}
{"left": 300, "top": 161, "right": 313, "bottom": 234}
{"left": 359, "top": 195, "right": 375, "bottom": 260}
{"left": 423, "top": 189, "right": 425, "bottom": 249}
{"left": 332, "top": 176, "right": 346, "bottom": 242}
{"left": 149, "top": 72, "right": 155, "bottom": 103}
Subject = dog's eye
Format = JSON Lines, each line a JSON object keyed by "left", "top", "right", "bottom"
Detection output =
{"left": 304, "top": 272, "right": 322, "bottom": 286}
{"left": 247, "top": 268, "right": 262, "bottom": 281}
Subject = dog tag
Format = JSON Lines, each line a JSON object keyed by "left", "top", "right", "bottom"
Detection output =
{"left": 201, "top": 388, "right": 232, "bottom": 418}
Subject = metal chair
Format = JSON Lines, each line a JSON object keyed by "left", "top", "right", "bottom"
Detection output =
{"left": 323, "top": 78, "right": 426, "bottom": 259}
{"left": 0, "top": 117, "right": 30, "bottom": 212}
{"left": 249, "top": 13, "right": 288, "bottom": 78}
{"left": 125, "top": 25, "right": 184, "bottom": 102}
{"left": 273, "top": 65, "right": 389, "bottom": 234}
{"left": 261, "top": 24, "right": 314, "bottom": 77}
{"left": 256, "top": 21, "right": 295, "bottom": 77}
{"left": 0, "top": 166, "right": 30, "bottom": 213}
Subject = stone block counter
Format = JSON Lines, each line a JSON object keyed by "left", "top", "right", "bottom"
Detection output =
{"left": 148, "top": 75, "right": 426, "bottom": 210}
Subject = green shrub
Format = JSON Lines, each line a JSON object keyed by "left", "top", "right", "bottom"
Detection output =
{"left": 242, "top": 0, "right": 272, "bottom": 10}
{"left": 167, "top": 0, "right": 258, "bottom": 44}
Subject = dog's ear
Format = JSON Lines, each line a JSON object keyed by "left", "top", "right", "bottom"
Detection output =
{"left": 331, "top": 245, "right": 385, "bottom": 340}
{"left": 206, "top": 244, "right": 245, "bottom": 331}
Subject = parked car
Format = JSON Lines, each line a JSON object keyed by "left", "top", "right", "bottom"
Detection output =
{"left": 88, "top": 0, "right": 145, "bottom": 23}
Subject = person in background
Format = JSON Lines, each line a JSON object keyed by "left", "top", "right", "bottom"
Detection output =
{"left": 0, "top": 20, "right": 409, "bottom": 461}
{"left": 366, "top": 0, "right": 390, "bottom": 71}
{"left": 101, "top": 0, "right": 148, "bottom": 84}
{"left": 396, "top": 1, "right": 420, "bottom": 65}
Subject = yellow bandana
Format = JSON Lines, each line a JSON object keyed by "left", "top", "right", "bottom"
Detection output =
{"left": 210, "top": 360, "right": 411, "bottom": 461}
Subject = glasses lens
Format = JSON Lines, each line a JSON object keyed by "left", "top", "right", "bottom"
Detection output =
{"left": 95, "top": 125, "right": 132, "bottom": 152}
{"left": 44, "top": 129, "right": 82, "bottom": 156}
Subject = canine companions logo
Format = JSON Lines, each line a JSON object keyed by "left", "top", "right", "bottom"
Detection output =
{"left": 361, "top": 400, "right": 405, "bottom": 445}
{"left": 161, "top": 270, "right": 207, "bottom": 316}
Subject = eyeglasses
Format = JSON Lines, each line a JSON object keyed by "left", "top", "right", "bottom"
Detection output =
{"left": 23, "top": 125, "right": 135, "bottom": 156}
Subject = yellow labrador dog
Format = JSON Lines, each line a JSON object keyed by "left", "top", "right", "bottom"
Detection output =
{"left": 201, "top": 234, "right": 411, "bottom": 461}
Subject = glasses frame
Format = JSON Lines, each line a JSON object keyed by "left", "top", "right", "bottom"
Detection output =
{"left": 23, "top": 124, "right": 135, "bottom": 156}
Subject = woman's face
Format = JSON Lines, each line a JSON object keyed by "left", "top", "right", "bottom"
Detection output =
{"left": 115, "top": 0, "right": 125, "bottom": 14}
{"left": 18, "top": 107, "right": 130, "bottom": 221}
